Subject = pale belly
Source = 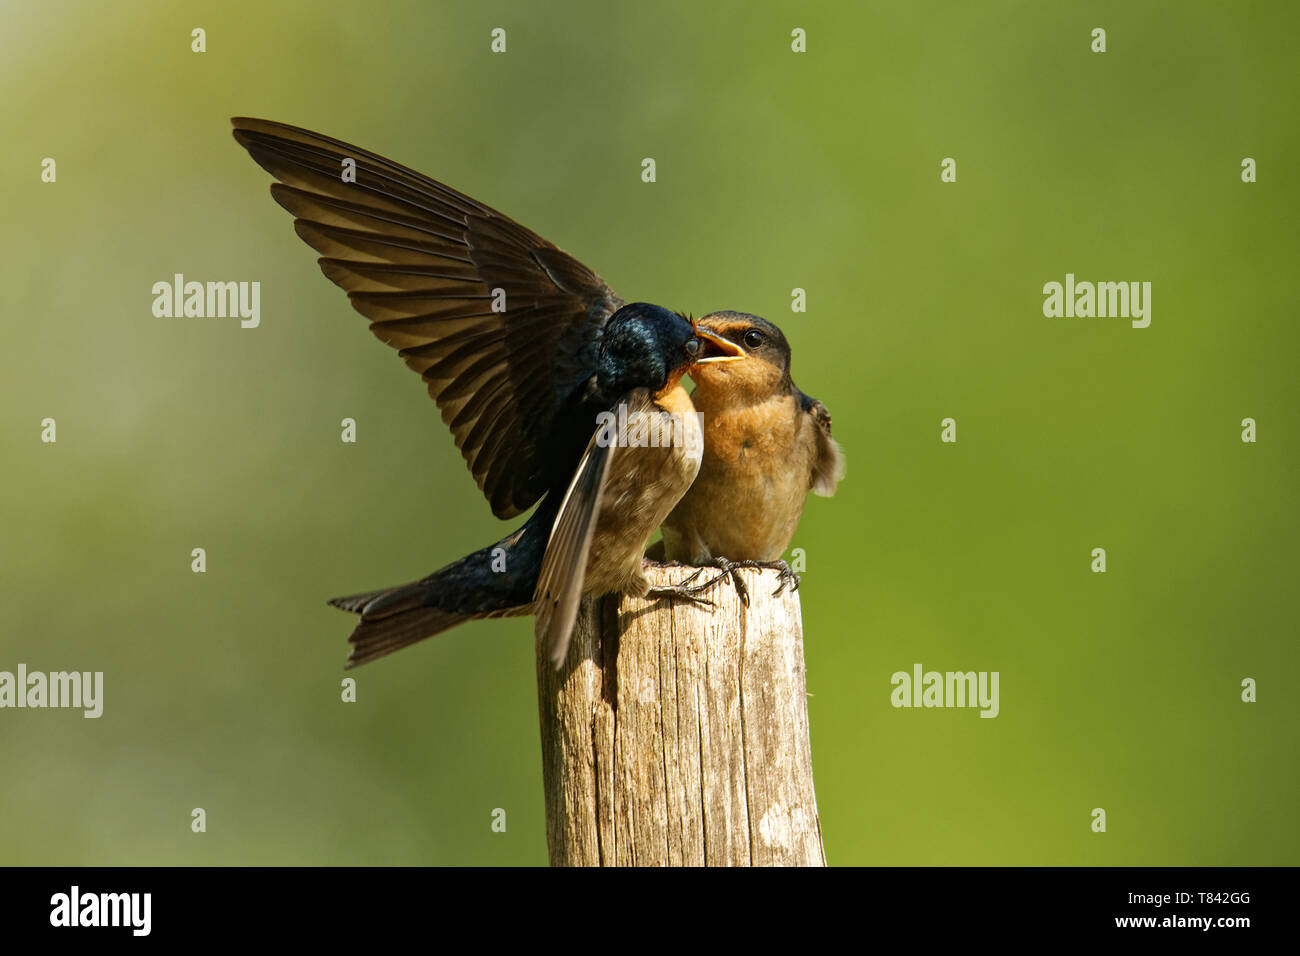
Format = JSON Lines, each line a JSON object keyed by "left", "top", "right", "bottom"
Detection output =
{"left": 584, "top": 401, "right": 703, "bottom": 596}
{"left": 668, "top": 454, "right": 805, "bottom": 563}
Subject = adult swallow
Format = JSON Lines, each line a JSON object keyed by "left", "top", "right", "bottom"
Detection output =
{"left": 654, "top": 311, "right": 844, "bottom": 600}
{"left": 230, "top": 118, "right": 743, "bottom": 667}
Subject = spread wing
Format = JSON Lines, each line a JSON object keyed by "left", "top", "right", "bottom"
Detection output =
{"left": 798, "top": 389, "right": 845, "bottom": 497}
{"left": 231, "top": 117, "right": 624, "bottom": 518}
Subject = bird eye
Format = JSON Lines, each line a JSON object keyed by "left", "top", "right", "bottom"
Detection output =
{"left": 743, "top": 329, "right": 765, "bottom": 350}
{"left": 684, "top": 337, "right": 701, "bottom": 357}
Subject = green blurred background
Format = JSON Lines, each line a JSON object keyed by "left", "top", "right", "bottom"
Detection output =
{"left": 3, "top": 0, "right": 1296, "bottom": 865}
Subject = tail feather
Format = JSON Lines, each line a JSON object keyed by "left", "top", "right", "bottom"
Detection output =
{"left": 343, "top": 604, "right": 471, "bottom": 669}
{"left": 330, "top": 582, "right": 530, "bottom": 668}
{"left": 328, "top": 582, "right": 424, "bottom": 618}
{"left": 328, "top": 501, "right": 557, "bottom": 667}
{"left": 330, "top": 581, "right": 464, "bottom": 668}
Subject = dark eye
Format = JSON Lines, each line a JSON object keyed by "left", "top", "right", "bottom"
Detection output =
{"left": 743, "top": 329, "right": 765, "bottom": 350}
{"left": 684, "top": 337, "right": 701, "bottom": 357}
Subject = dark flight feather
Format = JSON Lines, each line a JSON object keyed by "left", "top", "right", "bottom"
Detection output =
{"left": 231, "top": 117, "right": 624, "bottom": 519}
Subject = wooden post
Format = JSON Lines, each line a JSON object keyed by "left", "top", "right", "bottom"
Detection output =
{"left": 535, "top": 564, "right": 826, "bottom": 866}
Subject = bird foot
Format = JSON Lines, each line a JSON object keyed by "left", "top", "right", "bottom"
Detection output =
{"left": 644, "top": 559, "right": 799, "bottom": 609}
{"left": 692, "top": 558, "right": 801, "bottom": 606}
{"left": 760, "top": 559, "right": 802, "bottom": 597}
{"left": 644, "top": 578, "right": 717, "bottom": 609}
{"left": 645, "top": 564, "right": 725, "bottom": 608}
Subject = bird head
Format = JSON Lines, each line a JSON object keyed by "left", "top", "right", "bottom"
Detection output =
{"left": 596, "top": 303, "right": 743, "bottom": 398}
{"left": 687, "top": 311, "right": 793, "bottom": 400}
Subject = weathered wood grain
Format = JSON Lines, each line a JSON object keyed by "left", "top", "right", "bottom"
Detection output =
{"left": 536, "top": 565, "right": 825, "bottom": 866}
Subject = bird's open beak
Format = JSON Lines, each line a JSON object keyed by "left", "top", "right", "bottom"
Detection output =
{"left": 693, "top": 327, "right": 746, "bottom": 364}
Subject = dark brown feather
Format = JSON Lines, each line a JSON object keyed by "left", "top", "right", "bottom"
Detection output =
{"left": 231, "top": 117, "right": 624, "bottom": 518}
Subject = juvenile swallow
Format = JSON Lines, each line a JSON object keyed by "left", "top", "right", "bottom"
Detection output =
{"left": 230, "top": 118, "right": 743, "bottom": 667}
{"left": 654, "top": 311, "right": 844, "bottom": 600}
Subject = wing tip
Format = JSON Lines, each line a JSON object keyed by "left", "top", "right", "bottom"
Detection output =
{"left": 812, "top": 436, "right": 845, "bottom": 497}
{"left": 538, "top": 613, "right": 576, "bottom": 671}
